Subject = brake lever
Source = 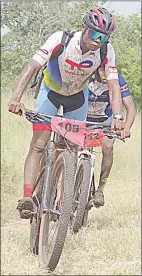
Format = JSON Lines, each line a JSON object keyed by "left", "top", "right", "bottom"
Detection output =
{"left": 87, "top": 125, "right": 103, "bottom": 130}
{"left": 116, "top": 135, "right": 125, "bottom": 142}
{"left": 105, "top": 132, "right": 125, "bottom": 142}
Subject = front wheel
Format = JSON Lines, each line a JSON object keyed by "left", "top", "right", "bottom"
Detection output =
{"left": 38, "top": 150, "right": 76, "bottom": 271}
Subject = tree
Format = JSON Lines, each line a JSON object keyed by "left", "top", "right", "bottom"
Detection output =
{"left": 2, "top": 0, "right": 99, "bottom": 74}
{"left": 110, "top": 13, "right": 141, "bottom": 107}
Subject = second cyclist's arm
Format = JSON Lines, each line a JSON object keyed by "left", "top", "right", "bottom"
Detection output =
{"left": 105, "top": 43, "right": 122, "bottom": 115}
{"left": 107, "top": 79, "right": 122, "bottom": 114}
{"left": 122, "top": 96, "right": 136, "bottom": 130}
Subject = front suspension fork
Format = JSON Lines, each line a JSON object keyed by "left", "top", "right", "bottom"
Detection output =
{"left": 40, "top": 133, "right": 78, "bottom": 212}
{"left": 41, "top": 134, "right": 55, "bottom": 212}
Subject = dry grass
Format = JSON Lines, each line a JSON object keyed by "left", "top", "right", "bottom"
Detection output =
{"left": 1, "top": 92, "right": 141, "bottom": 275}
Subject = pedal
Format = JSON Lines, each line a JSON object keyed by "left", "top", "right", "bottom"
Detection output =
{"left": 51, "top": 214, "right": 58, "bottom": 222}
{"left": 20, "top": 209, "right": 32, "bottom": 219}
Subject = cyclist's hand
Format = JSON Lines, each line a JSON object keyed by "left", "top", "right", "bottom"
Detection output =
{"left": 111, "top": 118, "right": 124, "bottom": 131}
{"left": 8, "top": 99, "right": 25, "bottom": 116}
{"left": 120, "top": 129, "right": 131, "bottom": 139}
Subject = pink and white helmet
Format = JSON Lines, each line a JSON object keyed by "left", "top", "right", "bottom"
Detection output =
{"left": 83, "top": 7, "right": 115, "bottom": 34}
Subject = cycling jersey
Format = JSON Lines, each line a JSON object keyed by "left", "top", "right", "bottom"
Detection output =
{"left": 32, "top": 31, "right": 118, "bottom": 96}
{"left": 87, "top": 72, "right": 131, "bottom": 118}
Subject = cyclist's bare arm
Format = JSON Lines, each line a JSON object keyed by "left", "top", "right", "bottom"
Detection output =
{"left": 9, "top": 59, "right": 42, "bottom": 109}
{"left": 121, "top": 95, "right": 136, "bottom": 138}
{"left": 107, "top": 79, "right": 123, "bottom": 130}
{"left": 8, "top": 60, "right": 42, "bottom": 114}
{"left": 105, "top": 44, "right": 123, "bottom": 131}
{"left": 12, "top": 60, "right": 42, "bottom": 101}
{"left": 8, "top": 32, "right": 63, "bottom": 115}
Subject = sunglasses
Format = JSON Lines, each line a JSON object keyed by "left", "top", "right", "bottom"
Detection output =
{"left": 88, "top": 30, "right": 110, "bottom": 43}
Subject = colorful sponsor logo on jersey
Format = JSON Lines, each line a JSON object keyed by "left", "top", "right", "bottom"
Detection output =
{"left": 39, "top": 49, "right": 49, "bottom": 55}
{"left": 65, "top": 59, "right": 93, "bottom": 72}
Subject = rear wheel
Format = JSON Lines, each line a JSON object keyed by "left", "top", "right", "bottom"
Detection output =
{"left": 72, "top": 158, "right": 91, "bottom": 233}
{"left": 38, "top": 151, "right": 76, "bottom": 271}
{"left": 82, "top": 173, "right": 96, "bottom": 227}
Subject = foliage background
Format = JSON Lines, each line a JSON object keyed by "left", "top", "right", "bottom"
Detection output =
{"left": 1, "top": 0, "right": 141, "bottom": 108}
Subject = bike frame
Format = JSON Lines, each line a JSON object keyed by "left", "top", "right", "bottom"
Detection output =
{"left": 25, "top": 109, "right": 124, "bottom": 214}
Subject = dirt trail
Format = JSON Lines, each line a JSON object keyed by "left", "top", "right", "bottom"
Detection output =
{"left": 2, "top": 218, "right": 30, "bottom": 232}
{"left": 1, "top": 203, "right": 141, "bottom": 276}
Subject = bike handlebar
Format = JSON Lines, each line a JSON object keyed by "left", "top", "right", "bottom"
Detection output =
{"left": 25, "top": 109, "right": 109, "bottom": 128}
{"left": 24, "top": 109, "right": 130, "bottom": 140}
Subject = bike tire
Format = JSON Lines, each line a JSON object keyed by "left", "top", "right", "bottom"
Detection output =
{"left": 30, "top": 166, "right": 45, "bottom": 255}
{"left": 38, "top": 150, "right": 76, "bottom": 271}
{"left": 30, "top": 215, "right": 41, "bottom": 255}
{"left": 82, "top": 173, "right": 96, "bottom": 227}
{"left": 72, "top": 158, "right": 91, "bottom": 233}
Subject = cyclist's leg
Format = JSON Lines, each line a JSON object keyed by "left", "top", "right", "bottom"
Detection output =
{"left": 99, "top": 135, "right": 116, "bottom": 191}
{"left": 63, "top": 87, "right": 88, "bottom": 121}
{"left": 24, "top": 86, "right": 88, "bottom": 194}
{"left": 94, "top": 130, "right": 116, "bottom": 206}
{"left": 18, "top": 83, "right": 59, "bottom": 218}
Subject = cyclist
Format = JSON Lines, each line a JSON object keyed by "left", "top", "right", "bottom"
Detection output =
{"left": 87, "top": 64, "right": 136, "bottom": 207}
{"left": 8, "top": 7, "right": 124, "bottom": 218}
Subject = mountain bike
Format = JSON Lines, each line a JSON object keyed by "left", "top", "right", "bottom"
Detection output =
{"left": 71, "top": 125, "right": 127, "bottom": 233}
{"left": 25, "top": 109, "right": 79, "bottom": 271}
{"left": 25, "top": 109, "right": 123, "bottom": 271}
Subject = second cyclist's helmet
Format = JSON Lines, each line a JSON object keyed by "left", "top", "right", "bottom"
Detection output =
{"left": 83, "top": 7, "right": 115, "bottom": 34}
